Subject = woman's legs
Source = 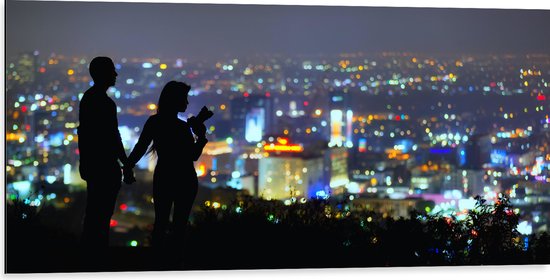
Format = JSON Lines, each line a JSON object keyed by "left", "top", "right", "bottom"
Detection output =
{"left": 173, "top": 178, "right": 198, "bottom": 248}
{"left": 152, "top": 178, "right": 173, "bottom": 248}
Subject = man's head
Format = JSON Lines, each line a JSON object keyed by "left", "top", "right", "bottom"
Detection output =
{"left": 89, "top": 56, "right": 117, "bottom": 87}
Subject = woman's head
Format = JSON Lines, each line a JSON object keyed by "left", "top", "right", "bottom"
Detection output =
{"left": 157, "top": 81, "right": 191, "bottom": 114}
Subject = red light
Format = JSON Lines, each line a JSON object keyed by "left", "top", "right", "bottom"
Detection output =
{"left": 303, "top": 101, "right": 309, "bottom": 106}
{"left": 25, "top": 125, "right": 30, "bottom": 131}
{"left": 21, "top": 106, "right": 27, "bottom": 113}
{"left": 489, "top": 82, "right": 497, "bottom": 87}
{"left": 243, "top": 92, "right": 249, "bottom": 97}
{"left": 119, "top": 204, "right": 128, "bottom": 211}
{"left": 395, "top": 115, "right": 401, "bottom": 121}
{"left": 537, "top": 94, "right": 546, "bottom": 101}
{"left": 265, "top": 92, "right": 271, "bottom": 97}
{"left": 39, "top": 67, "right": 46, "bottom": 73}
{"left": 110, "top": 219, "right": 118, "bottom": 227}
{"left": 75, "top": 148, "right": 80, "bottom": 155}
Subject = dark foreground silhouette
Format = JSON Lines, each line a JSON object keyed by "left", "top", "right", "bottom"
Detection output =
{"left": 125, "top": 81, "right": 211, "bottom": 250}
{"left": 78, "top": 57, "right": 128, "bottom": 248}
{"left": 6, "top": 194, "right": 550, "bottom": 273}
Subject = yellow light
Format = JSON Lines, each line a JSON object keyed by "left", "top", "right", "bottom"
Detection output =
{"left": 358, "top": 65, "right": 364, "bottom": 71}
{"left": 160, "top": 63, "right": 167, "bottom": 70}
{"left": 524, "top": 81, "right": 529, "bottom": 87}
{"left": 220, "top": 104, "right": 226, "bottom": 110}
{"left": 283, "top": 129, "right": 289, "bottom": 135}
{"left": 449, "top": 73, "right": 454, "bottom": 79}
{"left": 277, "top": 137, "right": 288, "bottom": 145}
{"left": 370, "top": 178, "right": 377, "bottom": 186}
{"left": 264, "top": 144, "right": 303, "bottom": 152}
{"left": 147, "top": 103, "right": 157, "bottom": 110}
{"left": 67, "top": 69, "right": 74, "bottom": 76}
{"left": 196, "top": 164, "right": 206, "bottom": 177}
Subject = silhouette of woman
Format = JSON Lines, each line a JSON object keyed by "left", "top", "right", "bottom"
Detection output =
{"left": 125, "top": 81, "right": 208, "bottom": 248}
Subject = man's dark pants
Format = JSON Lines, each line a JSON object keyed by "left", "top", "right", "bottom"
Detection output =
{"left": 80, "top": 164, "right": 121, "bottom": 248}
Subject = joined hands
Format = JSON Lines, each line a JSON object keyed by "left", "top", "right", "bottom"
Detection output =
{"left": 123, "top": 165, "right": 136, "bottom": 184}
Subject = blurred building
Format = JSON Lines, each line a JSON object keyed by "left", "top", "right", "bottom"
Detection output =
{"left": 230, "top": 95, "right": 274, "bottom": 143}
{"left": 328, "top": 91, "right": 353, "bottom": 148}
{"left": 326, "top": 146, "right": 350, "bottom": 193}
{"left": 258, "top": 137, "right": 325, "bottom": 200}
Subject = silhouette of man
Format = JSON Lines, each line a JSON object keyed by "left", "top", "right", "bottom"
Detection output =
{"left": 78, "top": 56, "right": 131, "bottom": 248}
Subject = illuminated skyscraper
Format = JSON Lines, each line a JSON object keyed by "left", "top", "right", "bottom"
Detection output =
{"left": 328, "top": 91, "right": 353, "bottom": 148}
{"left": 230, "top": 95, "right": 274, "bottom": 143}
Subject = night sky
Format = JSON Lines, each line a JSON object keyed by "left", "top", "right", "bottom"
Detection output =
{"left": 6, "top": 1, "right": 550, "bottom": 60}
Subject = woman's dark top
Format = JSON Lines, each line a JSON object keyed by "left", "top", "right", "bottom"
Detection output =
{"left": 127, "top": 114, "right": 208, "bottom": 177}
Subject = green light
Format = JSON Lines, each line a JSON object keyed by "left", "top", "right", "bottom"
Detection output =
{"left": 10, "top": 194, "right": 17, "bottom": 200}
{"left": 425, "top": 207, "right": 431, "bottom": 213}
{"left": 130, "top": 240, "right": 138, "bottom": 247}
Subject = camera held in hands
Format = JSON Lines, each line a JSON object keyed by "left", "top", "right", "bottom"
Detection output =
{"left": 188, "top": 106, "right": 214, "bottom": 128}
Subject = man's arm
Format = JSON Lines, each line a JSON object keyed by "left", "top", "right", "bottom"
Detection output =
{"left": 111, "top": 100, "right": 128, "bottom": 166}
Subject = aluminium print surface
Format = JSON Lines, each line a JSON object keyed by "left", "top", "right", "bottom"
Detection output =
{"left": 5, "top": 0, "right": 550, "bottom": 273}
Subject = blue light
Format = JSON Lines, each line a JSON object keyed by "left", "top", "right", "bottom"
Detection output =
{"left": 332, "top": 96, "right": 343, "bottom": 102}
{"left": 212, "top": 158, "right": 218, "bottom": 171}
{"left": 430, "top": 148, "right": 451, "bottom": 154}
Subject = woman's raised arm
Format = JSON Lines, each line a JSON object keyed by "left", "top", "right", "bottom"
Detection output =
{"left": 127, "top": 116, "right": 155, "bottom": 168}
